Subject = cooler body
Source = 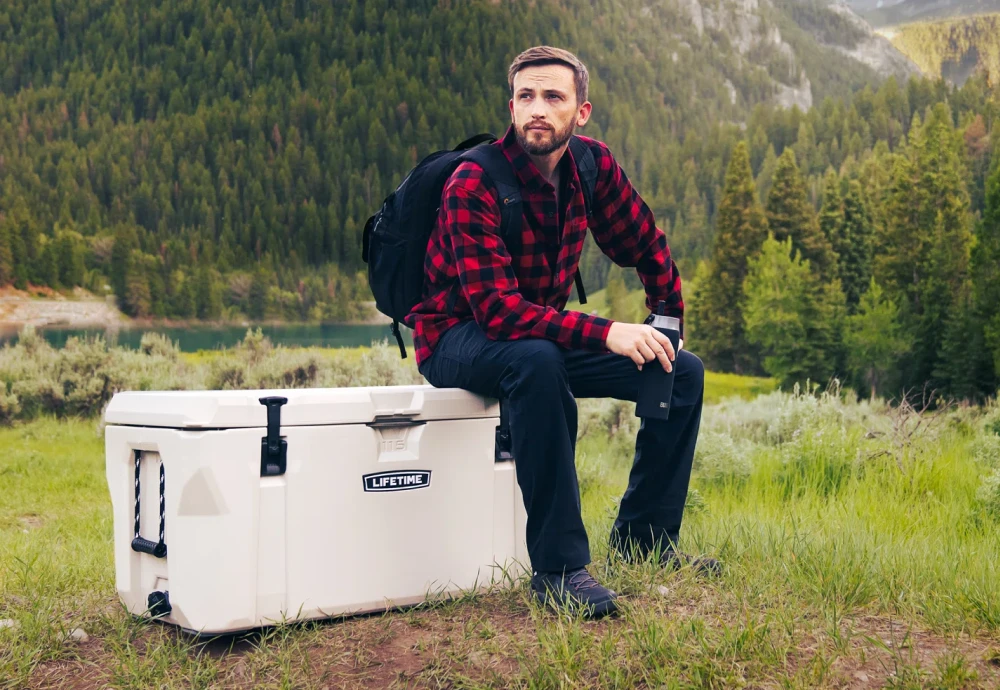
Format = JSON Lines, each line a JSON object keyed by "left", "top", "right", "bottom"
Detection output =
{"left": 104, "top": 385, "right": 528, "bottom": 634}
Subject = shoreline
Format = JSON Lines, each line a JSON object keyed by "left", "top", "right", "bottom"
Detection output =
{"left": 0, "top": 287, "right": 390, "bottom": 333}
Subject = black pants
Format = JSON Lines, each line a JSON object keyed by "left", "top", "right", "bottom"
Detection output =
{"left": 417, "top": 320, "right": 705, "bottom": 573}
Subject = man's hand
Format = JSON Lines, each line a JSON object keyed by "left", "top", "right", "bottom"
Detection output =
{"left": 606, "top": 322, "right": 675, "bottom": 372}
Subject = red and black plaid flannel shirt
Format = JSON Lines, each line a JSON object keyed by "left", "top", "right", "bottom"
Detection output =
{"left": 404, "top": 125, "right": 683, "bottom": 366}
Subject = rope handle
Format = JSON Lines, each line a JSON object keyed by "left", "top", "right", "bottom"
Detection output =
{"left": 131, "top": 450, "right": 167, "bottom": 558}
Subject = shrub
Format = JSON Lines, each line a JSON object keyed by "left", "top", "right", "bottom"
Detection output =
{"left": 139, "top": 332, "right": 180, "bottom": 359}
{"left": 975, "top": 469, "right": 1000, "bottom": 521}
{"left": 0, "top": 389, "right": 20, "bottom": 424}
{"left": 693, "top": 431, "right": 753, "bottom": 484}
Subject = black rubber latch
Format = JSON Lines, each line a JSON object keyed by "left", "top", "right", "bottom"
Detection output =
{"left": 148, "top": 590, "right": 171, "bottom": 618}
{"left": 495, "top": 399, "right": 513, "bottom": 462}
{"left": 132, "top": 536, "right": 167, "bottom": 558}
{"left": 259, "top": 396, "right": 288, "bottom": 477}
{"left": 495, "top": 426, "right": 513, "bottom": 462}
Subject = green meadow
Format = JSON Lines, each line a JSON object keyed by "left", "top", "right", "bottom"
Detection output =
{"left": 2, "top": 337, "right": 1000, "bottom": 688}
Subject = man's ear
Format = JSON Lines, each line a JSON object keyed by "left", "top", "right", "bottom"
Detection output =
{"left": 576, "top": 101, "right": 592, "bottom": 128}
{"left": 508, "top": 98, "right": 515, "bottom": 121}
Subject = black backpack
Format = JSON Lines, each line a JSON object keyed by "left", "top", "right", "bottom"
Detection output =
{"left": 361, "top": 133, "right": 597, "bottom": 359}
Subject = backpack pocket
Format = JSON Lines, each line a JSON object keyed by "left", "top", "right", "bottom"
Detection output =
{"left": 366, "top": 208, "right": 413, "bottom": 321}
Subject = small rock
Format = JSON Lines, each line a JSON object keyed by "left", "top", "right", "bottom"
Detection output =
{"left": 853, "top": 670, "right": 869, "bottom": 683}
{"left": 657, "top": 585, "right": 671, "bottom": 596}
{"left": 0, "top": 619, "right": 19, "bottom": 630}
{"left": 467, "top": 650, "right": 488, "bottom": 668}
{"left": 67, "top": 628, "right": 89, "bottom": 643}
{"left": 985, "top": 647, "right": 1000, "bottom": 666}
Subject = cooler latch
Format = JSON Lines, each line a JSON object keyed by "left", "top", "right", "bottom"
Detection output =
{"left": 259, "top": 396, "right": 288, "bottom": 477}
{"left": 495, "top": 398, "right": 513, "bottom": 462}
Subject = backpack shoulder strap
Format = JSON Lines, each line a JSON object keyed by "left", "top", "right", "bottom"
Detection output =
{"left": 568, "top": 136, "right": 596, "bottom": 305}
{"left": 460, "top": 145, "right": 522, "bottom": 241}
{"left": 568, "top": 136, "right": 597, "bottom": 218}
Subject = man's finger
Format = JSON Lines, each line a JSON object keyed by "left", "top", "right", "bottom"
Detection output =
{"left": 646, "top": 333, "right": 673, "bottom": 372}
{"left": 629, "top": 348, "right": 645, "bottom": 369}
{"left": 636, "top": 339, "right": 657, "bottom": 364}
{"left": 649, "top": 328, "right": 676, "bottom": 361}
{"left": 644, "top": 332, "right": 672, "bottom": 373}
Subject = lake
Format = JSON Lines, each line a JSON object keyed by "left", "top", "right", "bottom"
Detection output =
{"left": 0, "top": 323, "right": 410, "bottom": 352}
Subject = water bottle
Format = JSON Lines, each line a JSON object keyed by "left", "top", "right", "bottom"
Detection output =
{"left": 635, "top": 301, "right": 680, "bottom": 421}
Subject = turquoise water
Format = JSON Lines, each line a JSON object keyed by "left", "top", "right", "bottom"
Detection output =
{"left": 0, "top": 323, "right": 411, "bottom": 352}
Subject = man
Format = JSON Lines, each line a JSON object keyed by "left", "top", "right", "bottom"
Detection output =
{"left": 405, "top": 46, "right": 717, "bottom": 618}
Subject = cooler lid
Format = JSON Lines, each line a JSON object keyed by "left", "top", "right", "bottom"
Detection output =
{"left": 104, "top": 385, "right": 500, "bottom": 429}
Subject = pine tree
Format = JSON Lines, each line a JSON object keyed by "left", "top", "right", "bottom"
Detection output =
{"left": 172, "top": 271, "right": 196, "bottom": 318}
{"left": 845, "top": 279, "right": 910, "bottom": 401}
{"left": 743, "top": 234, "right": 844, "bottom": 387}
{"left": 690, "top": 142, "right": 768, "bottom": 373}
{"left": 818, "top": 169, "right": 844, "bottom": 252}
{"left": 124, "top": 251, "right": 152, "bottom": 317}
{"left": 974, "top": 148, "right": 1000, "bottom": 383}
{"left": 915, "top": 107, "right": 973, "bottom": 388}
{"left": 0, "top": 225, "right": 13, "bottom": 286}
{"left": 40, "top": 241, "right": 60, "bottom": 288}
{"left": 876, "top": 107, "right": 974, "bottom": 389}
{"left": 839, "top": 180, "right": 874, "bottom": 311}
{"left": 7, "top": 219, "right": 27, "bottom": 289}
{"left": 111, "top": 226, "right": 139, "bottom": 305}
{"left": 671, "top": 174, "right": 708, "bottom": 269}
{"left": 755, "top": 144, "right": 778, "bottom": 204}
{"left": 57, "top": 233, "right": 85, "bottom": 287}
{"left": 249, "top": 268, "right": 269, "bottom": 320}
{"left": 766, "top": 148, "right": 837, "bottom": 279}
{"left": 935, "top": 286, "right": 992, "bottom": 400}
{"left": 195, "top": 267, "right": 223, "bottom": 320}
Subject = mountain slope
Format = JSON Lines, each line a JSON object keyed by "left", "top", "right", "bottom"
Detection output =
{"left": 848, "top": 0, "right": 1000, "bottom": 27}
{"left": 882, "top": 13, "right": 1000, "bottom": 84}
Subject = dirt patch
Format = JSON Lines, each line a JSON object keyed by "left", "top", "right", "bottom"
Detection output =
{"left": 0, "top": 286, "right": 123, "bottom": 330}
{"left": 29, "top": 641, "right": 109, "bottom": 690}
{"left": 23, "top": 591, "right": 1000, "bottom": 689}
{"left": 18, "top": 514, "right": 44, "bottom": 530}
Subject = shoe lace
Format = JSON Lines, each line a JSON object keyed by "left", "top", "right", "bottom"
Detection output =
{"left": 565, "top": 568, "right": 601, "bottom": 592}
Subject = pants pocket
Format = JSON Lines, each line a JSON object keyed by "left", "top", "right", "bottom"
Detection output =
{"left": 418, "top": 322, "right": 484, "bottom": 388}
{"left": 435, "top": 320, "right": 487, "bottom": 366}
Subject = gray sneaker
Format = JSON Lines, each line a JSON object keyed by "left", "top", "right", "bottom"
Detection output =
{"left": 531, "top": 567, "right": 619, "bottom": 618}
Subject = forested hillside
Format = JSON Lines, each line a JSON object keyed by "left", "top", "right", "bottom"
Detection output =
{"left": 886, "top": 13, "right": 1000, "bottom": 85}
{"left": 2, "top": 0, "right": 998, "bottom": 399}
{"left": 857, "top": 0, "right": 1000, "bottom": 27}
{"left": 683, "top": 83, "right": 1000, "bottom": 401}
{"left": 0, "top": 0, "right": 908, "bottom": 322}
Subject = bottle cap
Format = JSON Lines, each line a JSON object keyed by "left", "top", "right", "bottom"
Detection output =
{"left": 649, "top": 314, "right": 680, "bottom": 331}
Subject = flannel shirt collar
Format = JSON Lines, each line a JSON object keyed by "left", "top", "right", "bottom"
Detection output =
{"left": 500, "top": 125, "right": 579, "bottom": 196}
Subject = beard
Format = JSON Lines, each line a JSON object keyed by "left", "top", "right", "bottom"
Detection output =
{"left": 515, "top": 119, "right": 575, "bottom": 156}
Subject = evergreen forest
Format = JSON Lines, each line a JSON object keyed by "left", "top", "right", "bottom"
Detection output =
{"left": 1, "top": 0, "right": 999, "bottom": 399}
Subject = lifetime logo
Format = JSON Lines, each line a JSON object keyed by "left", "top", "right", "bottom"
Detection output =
{"left": 363, "top": 470, "right": 431, "bottom": 493}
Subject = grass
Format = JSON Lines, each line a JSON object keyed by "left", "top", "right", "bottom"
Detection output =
{"left": 3, "top": 366, "right": 1000, "bottom": 687}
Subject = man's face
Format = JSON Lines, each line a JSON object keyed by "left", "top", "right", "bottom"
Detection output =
{"left": 509, "top": 64, "right": 591, "bottom": 156}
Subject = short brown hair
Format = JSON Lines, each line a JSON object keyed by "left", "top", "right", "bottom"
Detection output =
{"left": 507, "top": 46, "right": 589, "bottom": 104}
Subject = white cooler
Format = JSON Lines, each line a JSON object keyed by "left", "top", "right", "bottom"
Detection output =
{"left": 104, "top": 385, "right": 528, "bottom": 635}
